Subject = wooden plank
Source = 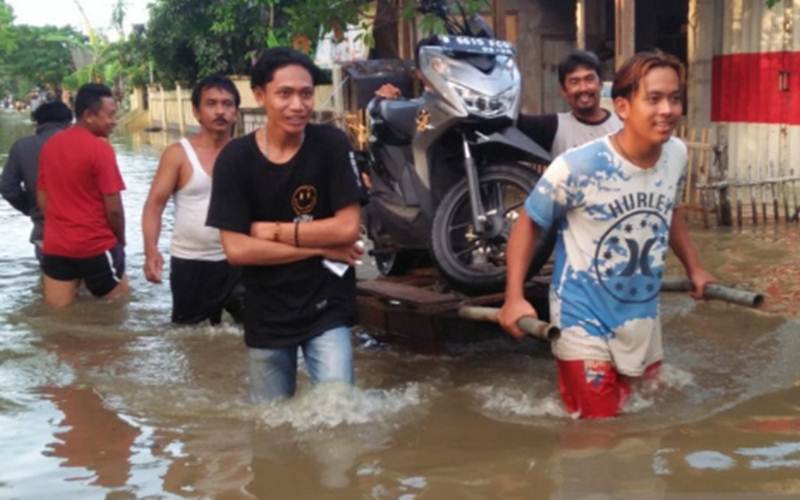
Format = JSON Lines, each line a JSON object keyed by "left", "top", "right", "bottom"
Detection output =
{"left": 614, "top": 0, "right": 635, "bottom": 70}
{"left": 685, "top": 128, "right": 695, "bottom": 205}
{"left": 575, "top": 0, "right": 586, "bottom": 50}
{"left": 357, "top": 279, "right": 460, "bottom": 307}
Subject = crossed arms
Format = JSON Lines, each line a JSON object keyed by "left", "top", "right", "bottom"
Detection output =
{"left": 220, "top": 203, "right": 363, "bottom": 267}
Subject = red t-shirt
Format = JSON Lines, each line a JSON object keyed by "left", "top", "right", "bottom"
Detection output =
{"left": 37, "top": 126, "right": 126, "bottom": 258}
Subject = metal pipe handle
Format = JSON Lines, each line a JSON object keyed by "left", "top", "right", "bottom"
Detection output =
{"left": 661, "top": 278, "right": 764, "bottom": 308}
{"left": 457, "top": 306, "right": 560, "bottom": 341}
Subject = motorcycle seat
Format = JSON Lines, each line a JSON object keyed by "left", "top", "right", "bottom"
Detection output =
{"left": 372, "top": 98, "right": 423, "bottom": 144}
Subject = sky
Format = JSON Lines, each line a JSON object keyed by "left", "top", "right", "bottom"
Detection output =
{"left": 6, "top": 0, "right": 151, "bottom": 39}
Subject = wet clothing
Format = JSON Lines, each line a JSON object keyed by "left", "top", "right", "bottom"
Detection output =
{"left": 37, "top": 126, "right": 125, "bottom": 258}
{"left": 525, "top": 136, "right": 687, "bottom": 377}
{"left": 557, "top": 358, "right": 661, "bottom": 419}
{"left": 170, "top": 138, "right": 227, "bottom": 261}
{"left": 41, "top": 242, "right": 125, "bottom": 297}
{"left": 0, "top": 122, "right": 69, "bottom": 249}
{"left": 170, "top": 256, "right": 244, "bottom": 325}
{"left": 518, "top": 110, "right": 622, "bottom": 158}
{"left": 165, "top": 138, "right": 242, "bottom": 325}
{"left": 206, "top": 124, "right": 365, "bottom": 349}
{"left": 248, "top": 326, "right": 354, "bottom": 402}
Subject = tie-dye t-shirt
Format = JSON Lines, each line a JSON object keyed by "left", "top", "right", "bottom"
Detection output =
{"left": 524, "top": 135, "right": 687, "bottom": 376}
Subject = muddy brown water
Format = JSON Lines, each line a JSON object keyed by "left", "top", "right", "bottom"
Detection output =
{"left": 1, "top": 111, "right": 799, "bottom": 499}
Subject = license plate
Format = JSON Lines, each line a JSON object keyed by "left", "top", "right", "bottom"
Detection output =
{"left": 437, "top": 35, "right": 516, "bottom": 56}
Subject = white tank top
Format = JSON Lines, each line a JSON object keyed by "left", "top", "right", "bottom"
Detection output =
{"left": 551, "top": 111, "right": 622, "bottom": 158}
{"left": 169, "top": 138, "right": 226, "bottom": 261}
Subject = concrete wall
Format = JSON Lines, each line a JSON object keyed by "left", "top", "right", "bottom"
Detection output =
{"left": 147, "top": 85, "right": 199, "bottom": 133}
{"left": 141, "top": 78, "right": 335, "bottom": 133}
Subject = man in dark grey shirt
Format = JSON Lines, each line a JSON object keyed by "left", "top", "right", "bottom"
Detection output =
{"left": 0, "top": 101, "right": 73, "bottom": 263}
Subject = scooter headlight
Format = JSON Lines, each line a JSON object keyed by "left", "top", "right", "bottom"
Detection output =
{"left": 450, "top": 83, "right": 517, "bottom": 118}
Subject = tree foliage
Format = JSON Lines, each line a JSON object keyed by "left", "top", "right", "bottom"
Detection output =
{"left": 0, "top": 0, "right": 15, "bottom": 54}
{"left": 0, "top": 24, "right": 85, "bottom": 97}
{"left": 143, "top": 0, "right": 490, "bottom": 87}
{"left": 146, "top": 0, "right": 274, "bottom": 85}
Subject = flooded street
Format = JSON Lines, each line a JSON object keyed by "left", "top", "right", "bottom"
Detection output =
{"left": 1, "top": 110, "right": 799, "bottom": 498}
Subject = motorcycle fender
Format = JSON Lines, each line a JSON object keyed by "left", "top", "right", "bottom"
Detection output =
{"left": 475, "top": 127, "right": 551, "bottom": 164}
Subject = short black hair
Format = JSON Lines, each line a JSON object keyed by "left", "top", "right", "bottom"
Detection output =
{"left": 558, "top": 50, "right": 603, "bottom": 87}
{"left": 250, "top": 47, "right": 322, "bottom": 89}
{"left": 191, "top": 74, "right": 241, "bottom": 109}
{"left": 32, "top": 101, "right": 73, "bottom": 125}
{"left": 75, "top": 83, "right": 113, "bottom": 119}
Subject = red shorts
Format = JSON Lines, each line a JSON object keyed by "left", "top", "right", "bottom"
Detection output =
{"left": 556, "top": 358, "right": 661, "bottom": 419}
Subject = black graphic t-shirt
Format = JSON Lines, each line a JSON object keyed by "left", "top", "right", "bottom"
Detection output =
{"left": 207, "top": 124, "right": 365, "bottom": 348}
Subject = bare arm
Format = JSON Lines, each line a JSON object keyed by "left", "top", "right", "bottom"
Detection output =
{"left": 669, "top": 207, "right": 714, "bottom": 299}
{"left": 250, "top": 203, "right": 361, "bottom": 247}
{"left": 37, "top": 189, "right": 47, "bottom": 215}
{"left": 103, "top": 192, "right": 126, "bottom": 246}
{"left": 498, "top": 212, "right": 540, "bottom": 338}
{"left": 141, "top": 145, "right": 183, "bottom": 283}
{"left": 220, "top": 230, "right": 362, "bottom": 267}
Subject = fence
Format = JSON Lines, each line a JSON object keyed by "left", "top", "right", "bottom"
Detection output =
{"left": 677, "top": 126, "right": 800, "bottom": 228}
{"left": 146, "top": 84, "right": 198, "bottom": 134}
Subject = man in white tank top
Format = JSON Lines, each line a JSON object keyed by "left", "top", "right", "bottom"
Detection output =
{"left": 142, "top": 75, "right": 244, "bottom": 324}
{"left": 518, "top": 50, "right": 622, "bottom": 158}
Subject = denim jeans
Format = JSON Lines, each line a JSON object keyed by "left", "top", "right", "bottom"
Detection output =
{"left": 248, "top": 326, "right": 354, "bottom": 403}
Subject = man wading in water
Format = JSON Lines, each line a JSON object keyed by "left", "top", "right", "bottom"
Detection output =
{"left": 1, "top": 101, "right": 73, "bottom": 265}
{"left": 206, "top": 48, "right": 365, "bottom": 402}
{"left": 499, "top": 51, "right": 715, "bottom": 419}
{"left": 37, "top": 83, "right": 128, "bottom": 307}
{"left": 142, "top": 74, "right": 244, "bottom": 325}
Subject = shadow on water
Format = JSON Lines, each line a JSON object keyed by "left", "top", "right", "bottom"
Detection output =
{"left": 1, "top": 110, "right": 800, "bottom": 497}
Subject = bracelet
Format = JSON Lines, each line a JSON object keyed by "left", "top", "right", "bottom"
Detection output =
{"left": 294, "top": 220, "right": 300, "bottom": 247}
{"left": 272, "top": 221, "right": 281, "bottom": 242}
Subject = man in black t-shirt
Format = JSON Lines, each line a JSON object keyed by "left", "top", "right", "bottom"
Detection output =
{"left": 206, "top": 48, "right": 365, "bottom": 403}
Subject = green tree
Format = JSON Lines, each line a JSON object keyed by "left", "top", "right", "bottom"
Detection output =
{"left": 0, "top": 0, "right": 15, "bottom": 54}
{"left": 144, "top": 0, "right": 490, "bottom": 87}
{"left": 146, "top": 0, "right": 273, "bottom": 85}
{"left": 0, "top": 24, "right": 86, "bottom": 98}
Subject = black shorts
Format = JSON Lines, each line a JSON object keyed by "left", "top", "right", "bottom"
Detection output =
{"left": 42, "top": 243, "right": 126, "bottom": 297}
{"left": 170, "top": 256, "right": 244, "bottom": 325}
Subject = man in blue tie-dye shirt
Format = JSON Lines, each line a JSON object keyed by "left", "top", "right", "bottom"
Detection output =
{"left": 499, "top": 51, "right": 715, "bottom": 419}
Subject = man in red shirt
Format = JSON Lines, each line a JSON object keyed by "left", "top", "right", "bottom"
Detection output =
{"left": 37, "top": 83, "right": 128, "bottom": 307}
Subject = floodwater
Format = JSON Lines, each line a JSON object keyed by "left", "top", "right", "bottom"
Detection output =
{"left": 1, "top": 110, "right": 800, "bottom": 499}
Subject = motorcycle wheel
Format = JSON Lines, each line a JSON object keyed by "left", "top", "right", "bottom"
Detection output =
{"left": 374, "top": 251, "right": 415, "bottom": 277}
{"left": 431, "top": 164, "right": 553, "bottom": 294}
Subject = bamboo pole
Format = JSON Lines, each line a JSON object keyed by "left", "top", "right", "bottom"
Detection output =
{"left": 794, "top": 179, "right": 799, "bottom": 223}
{"left": 761, "top": 169, "right": 768, "bottom": 225}
{"left": 736, "top": 191, "right": 742, "bottom": 228}
{"left": 749, "top": 165, "right": 758, "bottom": 226}
{"left": 684, "top": 128, "right": 695, "bottom": 206}
{"left": 772, "top": 181, "right": 780, "bottom": 223}
{"left": 614, "top": 0, "right": 635, "bottom": 70}
{"left": 159, "top": 84, "right": 167, "bottom": 131}
{"left": 576, "top": 0, "right": 586, "bottom": 50}
{"left": 176, "top": 83, "right": 186, "bottom": 136}
{"left": 782, "top": 180, "right": 790, "bottom": 223}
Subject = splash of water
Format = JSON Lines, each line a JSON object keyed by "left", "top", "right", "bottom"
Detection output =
{"left": 258, "top": 382, "right": 429, "bottom": 431}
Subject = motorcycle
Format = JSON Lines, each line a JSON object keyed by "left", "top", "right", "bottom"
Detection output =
{"left": 361, "top": 0, "right": 554, "bottom": 294}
